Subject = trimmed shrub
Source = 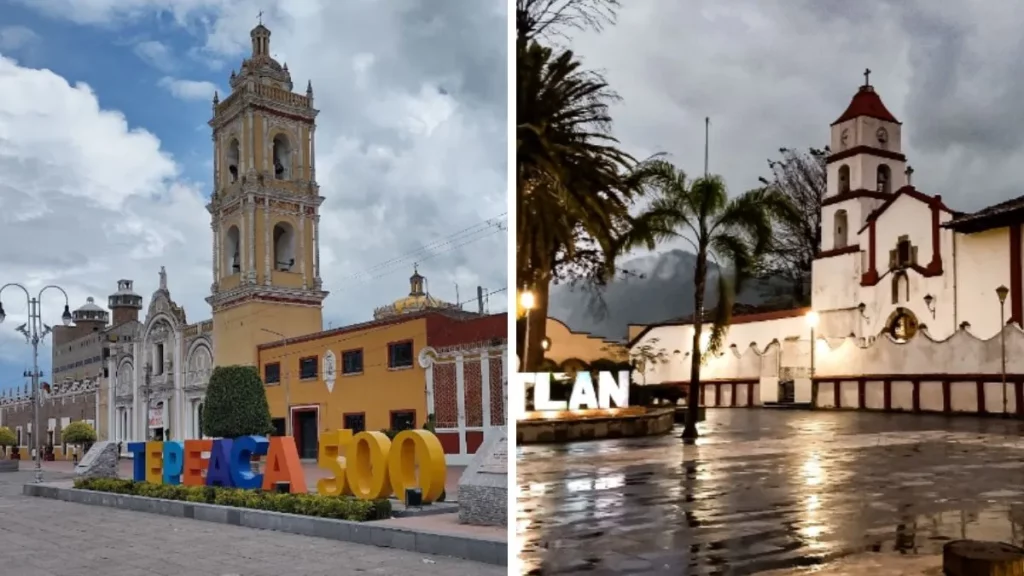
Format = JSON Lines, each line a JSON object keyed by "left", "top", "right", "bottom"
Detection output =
{"left": 61, "top": 421, "right": 97, "bottom": 446}
{"left": 72, "top": 477, "right": 391, "bottom": 521}
{"left": 202, "top": 365, "right": 273, "bottom": 439}
{"left": 0, "top": 426, "right": 15, "bottom": 448}
{"left": 0, "top": 426, "right": 15, "bottom": 459}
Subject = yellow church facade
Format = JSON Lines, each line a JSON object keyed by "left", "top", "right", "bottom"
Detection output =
{"left": 205, "top": 23, "right": 327, "bottom": 367}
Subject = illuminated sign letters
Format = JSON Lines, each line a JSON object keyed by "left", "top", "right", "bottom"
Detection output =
{"left": 514, "top": 370, "right": 630, "bottom": 418}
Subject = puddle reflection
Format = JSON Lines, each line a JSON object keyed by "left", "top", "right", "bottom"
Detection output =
{"left": 517, "top": 415, "right": 1024, "bottom": 574}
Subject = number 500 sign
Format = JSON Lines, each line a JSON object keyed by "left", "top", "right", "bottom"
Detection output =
{"left": 316, "top": 429, "right": 447, "bottom": 503}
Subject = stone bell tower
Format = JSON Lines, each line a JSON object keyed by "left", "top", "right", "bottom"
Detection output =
{"left": 206, "top": 22, "right": 327, "bottom": 367}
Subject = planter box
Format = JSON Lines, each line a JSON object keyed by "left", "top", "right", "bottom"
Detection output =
{"left": 0, "top": 460, "right": 17, "bottom": 472}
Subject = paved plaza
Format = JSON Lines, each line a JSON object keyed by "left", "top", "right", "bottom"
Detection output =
{"left": 0, "top": 470, "right": 502, "bottom": 576}
{"left": 516, "top": 409, "right": 1024, "bottom": 574}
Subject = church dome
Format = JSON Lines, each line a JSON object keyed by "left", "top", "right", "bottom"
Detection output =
{"left": 72, "top": 297, "right": 109, "bottom": 324}
{"left": 372, "top": 266, "right": 459, "bottom": 320}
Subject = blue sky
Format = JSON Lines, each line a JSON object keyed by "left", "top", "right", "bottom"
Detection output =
{"left": 0, "top": 0, "right": 508, "bottom": 394}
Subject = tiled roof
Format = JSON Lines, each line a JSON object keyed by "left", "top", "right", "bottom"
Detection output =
{"left": 945, "top": 194, "right": 1024, "bottom": 233}
{"left": 832, "top": 85, "right": 900, "bottom": 126}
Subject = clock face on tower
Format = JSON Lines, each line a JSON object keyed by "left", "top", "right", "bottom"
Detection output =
{"left": 840, "top": 129, "right": 850, "bottom": 149}
{"left": 876, "top": 127, "right": 889, "bottom": 146}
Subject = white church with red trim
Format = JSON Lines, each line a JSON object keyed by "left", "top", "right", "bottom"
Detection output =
{"left": 632, "top": 74, "right": 1024, "bottom": 415}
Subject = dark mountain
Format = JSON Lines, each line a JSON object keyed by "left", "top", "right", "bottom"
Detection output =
{"left": 548, "top": 249, "right": 796, "bottom": 340}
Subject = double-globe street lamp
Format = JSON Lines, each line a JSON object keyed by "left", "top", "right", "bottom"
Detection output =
{"left": 0, "top": 284, "right": 73, "bottom": 484}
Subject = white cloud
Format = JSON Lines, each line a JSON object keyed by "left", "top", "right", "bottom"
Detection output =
{"left": 158, "top": 76, "right": 218, "bottom": 100}
{"left": 132, "top": 39, "right": 175, "bottom": 71}
{"left": 0, "top": 54, "right": 210, "bottom": 368}
{"left": 0, "top": 1, "right": 508, "bottom": 376}
{"left": 0, "top": 26, "right": 39, "bottom": 52}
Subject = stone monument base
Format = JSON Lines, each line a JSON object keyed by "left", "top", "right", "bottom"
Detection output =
{"left": 74, "top": 441, "right": 119, "bottom": 479}
{"left": 457, "top": 431, "right": 507, "bottom": 527}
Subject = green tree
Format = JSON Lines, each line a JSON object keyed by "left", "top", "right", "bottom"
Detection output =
{"left": 61, "top": 421, "right": 97, "bottom": 457}
{"left": 0, "top": 426, "right": 15, "bottom": 459}
{"left": 754, "top": 146, "right": 828, "bottom": 305}
{"left": 517, "top": 40, "right": 658, "bottom": 370}
{"left": 627, "top": 161, "right": 794, "bottom": 439}
{"left": 202, "top": 366, "right": 273, "bottom": 439}
{"left": 628, "top": 337, "right": 671, "bottom": 385}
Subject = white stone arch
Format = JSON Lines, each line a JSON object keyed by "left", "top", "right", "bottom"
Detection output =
{"left": 115, "top": 358, "right": 135, "bottom": 398}
{"left": 143, "top": 313, "right": 179, "bottom": 376}
{"left": 185, "top": 338, "right": 213, "bottom": 387}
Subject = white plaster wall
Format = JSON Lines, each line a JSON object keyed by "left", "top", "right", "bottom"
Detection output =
{"left": 869, "top": 196, "right": 934, "bottom": 272}
{"left": 983, "top": 382, "right": 1014, "bottom": 414}
{"left": 950, "top": 381, "right": 976, "bottom": 412}
{"left": 719, "top": 385, "right": 733, "bottom": 407}
{"left": 759, "top": 377, "right": 778, "bottom": 403}
{"left": 812, "top": 252, "right": 862, "bottom": 315}
{"left": 839, "top": 381, "right": 859, "bottom": 408}
{"left": 818, "top": 382, "right": 836, "bottom": 408}
{"left": 956, "top": 228, "right": 1011, "bottom": 340}
{"left": 637, "top": 316, "right": 806, "bottom": 384}
{"left": 856, "top": 116, "right": 904, "bottom": 155}
{"left": 865, "top": 381, "right": 884, "bottom": 409}
{"left": 821, "top": 203, "right": 864, "bottom": 252}
{"left": 735, "top": 384, "right": 748, "bottom": 406}
{"left": 920, "top": 382, "right": 944, "bottom": 411}
{"left": 638, "top": 319, "right": 1024, "bottom": 386}
{"left": 794, "top": 378, "right": 812, "bottom": 403}
{"left": 892, "top": 381, "right": 913, "bottom": 410}
{"left": 750, "top": 383, "right": 760, "bottom": 405}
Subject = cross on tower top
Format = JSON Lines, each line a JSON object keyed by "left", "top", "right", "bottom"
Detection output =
{"left": 905, "top": 165, "right": 914, "bottom": 186}
{"left": 258, "top": 10, "right": 263, "bottom": 25}
{"left": 863, "top": 68, "right": 871, "bottom": 87}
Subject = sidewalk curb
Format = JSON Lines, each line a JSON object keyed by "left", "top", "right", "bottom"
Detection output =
{"left": 23, "top": 483, "right": 506, "bottom": 566}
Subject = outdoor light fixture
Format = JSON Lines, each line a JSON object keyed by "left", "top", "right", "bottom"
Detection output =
{"left": 857, "top": 302, "right": 868, "bottom": 319}
{"left": 996, "top": 285, "right": 1010, "bottom": 415}
{"left": 923, "top": 294, "right": 936, "bottom": 318}
{"left": 541, "top": 337, "right": 551, "bottom": 351}
{"left": 805, "top": 310, "right": 819, "bottom": 328}
{"left": 0, "top": 282, "right": 72, "bottom": 484}
{"left": 519, "top": 290, "right": 535, "bottom": 310}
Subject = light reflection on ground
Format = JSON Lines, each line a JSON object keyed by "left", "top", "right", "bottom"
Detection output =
{"left": 516, "top": 410, "right": 1024, "bottom": 574}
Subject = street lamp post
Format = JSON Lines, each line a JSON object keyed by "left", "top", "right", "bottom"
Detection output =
{"left": 806, "top": 311, "right": 820, "bottom": 407}
{"left": 997, "top": 285, "right": 1009, "bottom": 416}
{"left": 0, "top": 284, "right": 73, "bottom": 484}
{"left": 519, "top": 291, "right": 536, "bottom": 372}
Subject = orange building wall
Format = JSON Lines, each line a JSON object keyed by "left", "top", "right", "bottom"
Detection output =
{"left": 257, "top": 317, "right": 429, "bottom": 435}
{"left": 545, "top": 317, "right": 627, "bottom": 364}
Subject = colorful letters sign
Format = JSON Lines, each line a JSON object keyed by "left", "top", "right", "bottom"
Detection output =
{"left": 128, "top": 429, "right": 447, "bottom": 502}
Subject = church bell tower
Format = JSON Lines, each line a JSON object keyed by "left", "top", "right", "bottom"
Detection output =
{"left": 206, "top": 22, "right": 327, "bottom": 367}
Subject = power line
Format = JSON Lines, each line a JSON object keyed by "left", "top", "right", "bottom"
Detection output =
{"left": 333, "top": 213, "right": 507, "bottom": 285}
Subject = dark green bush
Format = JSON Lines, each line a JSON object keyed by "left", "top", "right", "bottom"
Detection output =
{"left": 72, "top": 477, "right": 391, "bottom": 522}
{"left": 201, "top": 365, "right": 273, "bottom": 439}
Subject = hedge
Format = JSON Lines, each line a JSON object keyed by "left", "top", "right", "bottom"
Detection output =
{"left": 72, "top": 477, "right": 392, "bottom": 522}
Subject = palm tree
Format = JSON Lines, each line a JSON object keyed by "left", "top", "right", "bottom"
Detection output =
{"left": 625, "top": 160, "right": 794, "bottom": 439}
{"left": 517, "top": 40, "right": 645, "bottom": 370}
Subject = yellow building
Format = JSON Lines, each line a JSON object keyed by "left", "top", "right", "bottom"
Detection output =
{"left": 207, "top": 23, "right": 326, "bottom": 367}
{"left": 257, "top": 270, "right": 508, "bottom": 458}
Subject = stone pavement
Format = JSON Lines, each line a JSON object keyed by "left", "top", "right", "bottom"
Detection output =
{"left": 0, "top": 471, "right": 503, "bottom": 576}
{"left": 516, "top": 409, "right": 1024, "bottom": 574}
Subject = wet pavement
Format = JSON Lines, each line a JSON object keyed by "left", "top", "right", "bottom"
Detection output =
{"left": 516, "top": 409, "right": 1024, "bottom": 574}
